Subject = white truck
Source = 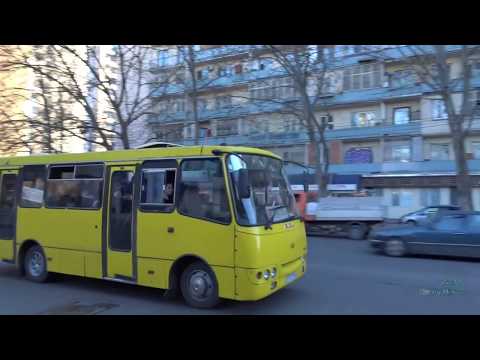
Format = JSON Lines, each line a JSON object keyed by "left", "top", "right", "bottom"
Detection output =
{"left": 304, "top": 196, "right": 387, "bottom": 240}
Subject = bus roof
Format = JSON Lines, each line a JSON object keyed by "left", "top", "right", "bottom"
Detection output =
{"left": 0, "top": 145, "right": 281, "bottom": 167}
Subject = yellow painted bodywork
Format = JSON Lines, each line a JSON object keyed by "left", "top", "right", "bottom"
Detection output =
{"left": 0, "top": 241, "right": 14, "bottom": 261}
{"left": 0, "top": 146, "right": 307, "bottom": 303}
{"left": 234, "top": 219, "right": 307, "bottom": 300}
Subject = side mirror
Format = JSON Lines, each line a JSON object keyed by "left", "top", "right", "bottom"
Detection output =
{"left": 238, "top": 169, "right": 251, "bottom": 198}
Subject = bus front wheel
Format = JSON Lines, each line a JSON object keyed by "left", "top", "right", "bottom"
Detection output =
{"left": 24, "top": 245, "right": 51, "bottom": 283}
{"left": 180, "top": 261, "right": 221, "bottom": 309}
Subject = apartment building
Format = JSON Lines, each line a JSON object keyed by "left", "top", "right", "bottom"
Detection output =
{"left": 140, "top": 45, "right": 480, "bottom": 217}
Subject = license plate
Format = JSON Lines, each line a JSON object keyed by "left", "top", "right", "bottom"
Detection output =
{"left": 286, "top": 272, "right": 297, "bottom": 284}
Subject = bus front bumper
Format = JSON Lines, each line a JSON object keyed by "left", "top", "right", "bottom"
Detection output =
{"left": 235, "top": 256, "right": 306, "bottom": 301}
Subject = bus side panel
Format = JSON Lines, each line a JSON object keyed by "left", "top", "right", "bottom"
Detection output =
{"left": 137, "top": 258, "right": 172, "bottom": 289}
{"left": 42, "top": 247, "right": 61, "bottom": 273}
{"left": 211, "top": 265, "right": 235, "bottom": 300}
{"left": 58, "top": 249, "right": 85, "bottom": 276}
{"left": 0, "top": 241, "right": 14, "bottom": 262}
{"left": 16, "top": 207, "right": 102, "bottom": 252}
{"left": 85, "top": 252, "right": 102, "bottom": 279}
{"left": 16, "top": 208, "right": 98, "bottom": 278}
{"left": 137, "top": 211, "right": 235, "bottom": 268}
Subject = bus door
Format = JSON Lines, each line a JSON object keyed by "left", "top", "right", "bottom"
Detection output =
{"left": 0, "top": 170, "right": 19, "bottom": 263}
{"left": 105, "top": 166, "right": 137, "bottom": 281}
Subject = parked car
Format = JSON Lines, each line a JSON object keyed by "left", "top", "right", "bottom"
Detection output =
{"left": 400, "top": 205, "right": 461, "bottom": 226}
{"left": 370, "top": 211, "right": 480, "bottom": 258}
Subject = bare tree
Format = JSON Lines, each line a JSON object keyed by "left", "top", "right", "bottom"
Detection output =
{"left": 238, "top": 45, "right": 337, "bottom": 196}
{"left": 0, "top": 45, "right": 173, "bottom": 152}
{"left": 398, "top": 45, "right": 480, "bottom": 210}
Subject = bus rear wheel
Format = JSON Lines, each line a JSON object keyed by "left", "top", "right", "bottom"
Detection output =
{"left": 24, "top": 245, "right": 51, "bottom": 283}
{"left": 180, "top": 261, "right": 220, "bottom": 309}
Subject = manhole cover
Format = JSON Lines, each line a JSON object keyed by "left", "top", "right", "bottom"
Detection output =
{"left": 38, "top": 301, "right": 119, "bottom": 315}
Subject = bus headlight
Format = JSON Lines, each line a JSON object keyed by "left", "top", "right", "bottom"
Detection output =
{"left": 263, "top": 270, "right": 270, "bottom": 280}
{"left": 271, "top": 267, "right": 277, "bottom": 278}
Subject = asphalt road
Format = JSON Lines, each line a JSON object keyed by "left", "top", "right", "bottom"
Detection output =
{"left": 1, "top": 236, "right": 480, "bottom": 315}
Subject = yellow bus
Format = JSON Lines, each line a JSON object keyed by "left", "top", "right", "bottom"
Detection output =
{"left": 0, "top": 145, "right": 307, "bottom": 308}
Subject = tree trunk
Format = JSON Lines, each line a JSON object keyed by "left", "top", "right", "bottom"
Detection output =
{"left": 452, "top": 129, "right": 473, "bottom": 210}
{"left": 119, "top": 121, "right": 130, "bottom": 149}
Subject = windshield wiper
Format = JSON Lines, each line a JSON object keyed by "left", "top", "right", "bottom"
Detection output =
{"left": 264, "top": 205, "right": 289, "bottom": 230}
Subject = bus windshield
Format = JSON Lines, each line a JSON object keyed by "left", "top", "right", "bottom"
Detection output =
{"left": 227, "top": 153, "right": 299, "bottom": 226}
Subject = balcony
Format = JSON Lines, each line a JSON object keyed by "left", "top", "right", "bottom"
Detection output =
{"left": 195, "top": 45, "right": 257, "bottom": 63}
{"left": 326, "top": 121, "right": 422, "bottom": 141}
{"left": 152, "top": 66, "right": 286, "bottom": 97}
{"left": 330, "top": 160, "right": 480, "bottom": 175}
{"left": 150, "top": 45, "right": 269, "bottom": 71}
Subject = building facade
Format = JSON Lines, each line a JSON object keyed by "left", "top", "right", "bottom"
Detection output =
{"left": 137, "top": 45, "right": 480, "bottom": 217}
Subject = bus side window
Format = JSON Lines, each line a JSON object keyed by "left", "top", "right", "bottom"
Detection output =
{"left": 178, "top": 158, "right": 231, "bottom": 224}
{"left": 45, "top": 164, "right": 104, "bottom": 210}
{"left": 0, "top": 174, "right": 17, "bottom": 239}
{"left": 140, "top": 169, "right": 176, "bottom": 212}
{"left": 20, "top": 165, "right": 46, "bottom": 208}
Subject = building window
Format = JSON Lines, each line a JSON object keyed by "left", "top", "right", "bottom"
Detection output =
{"left": 421, "top": 188, "right": 441, "bottom": 207}
{"left": 430, "top": 143, "right": 450, "bottom": 160}
{"left": 432, "top": 99, "right": 448, "bottom": 120}
{"left": 157, "top": 50, "right": 168, "bottom": 67}
{"left": 391, "top": 144, "right": 411, "bottom": 162}
{"left": 184, "top": 123, "right": 195, "bottom": 139}
{"left": 156, "top": 124, "right": 184, "bottom": 142}
{"left": 393, "top": 107, "right": 411, "bottom": 125}
{"left": 196, "top": 68, "right": 209, "bottom": 80}
{"left": 450, "top": 188, "right": 458, "bottom": 206}
{"left": 177, "top": 158, "right": 231, "bottom": 224}
{"left": 470, "top": 90, "right": 480, "bottom": 110}
{"left": 391, "top": 190, "right": 414, "bottom": 207}
{"left": 217, "top": 119, "right": 238, "bottom": 136}
{"left": 249, "top": 58, "right": 271, "bottom": 72}
{"left": 385, "top": 141, "right": 411, "bottom": 162}
{"left": 250, "top": 77, "right": 296, "bottom": 101}
{"left": 215, "top": 95, "right": 232, "bottom": 109}
{"left": 343, "top": 63, "right": 382, "bottom": 91}
{"left": 246, "top": 118, "right": 269, "bottom": 135}
{"left": 284, "top": 118, "right": 301, "bottom": 132}
{"left": 197, "top": 99, "right": 208, "bottom": 111}
{"left": 472, "top": 142, "right": 480, "bottom": 159}
{"left": 473, "top": 60, "right": 480, "bottom": 76}
{"left": 431, "top": 63, "right": 452, "bottom": 79}
{"left": 352, "top": 111, "right": 379, "bottom": 127}
{"left": 168, "top": 99, "right": 185, "bottom": 113}
{"left": 217, "top": 65, "right": 233, "bottom": 77}
{"left": 391, "top": 69, "right": 416, "bottom": 87}
{"left": 175, "top": 71, "right": 185, "bottom": 84}
{"left": 344, "top": 148, "right": 373, "bottom": 164}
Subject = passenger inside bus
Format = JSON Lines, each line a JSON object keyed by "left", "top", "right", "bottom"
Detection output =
{"left": 179, "top": 184, "right": 204, "bottom": 218}
{"left": 162, "top": 171, "right": 175, "bottom": 204}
